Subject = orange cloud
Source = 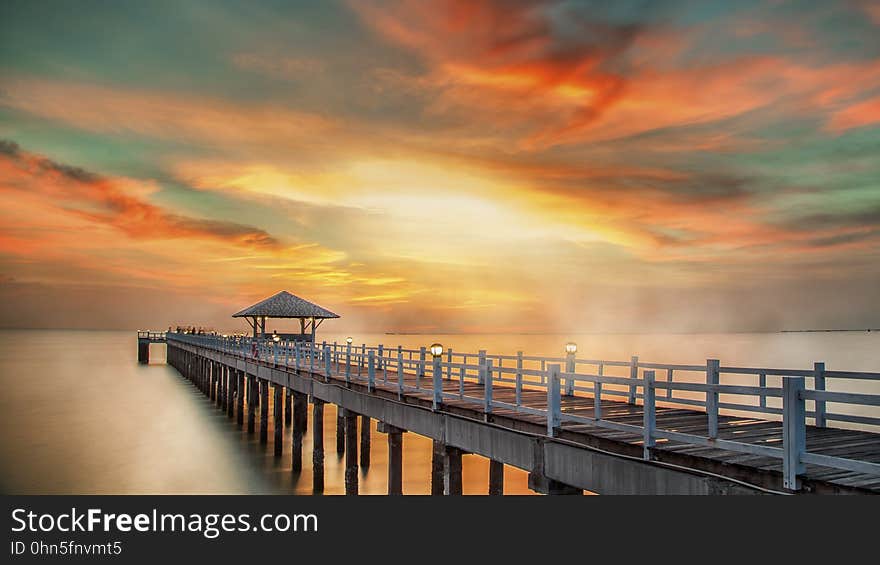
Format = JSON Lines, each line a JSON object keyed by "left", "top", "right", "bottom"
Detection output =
{"left": 353, "top": 1, "right": 880, "bottom": 149}
{"left": 0, "top": 76, "right": 334, "bottom": 148}
{"left": 0, "top": 141, "right": 279, "bottom": 250}
{"left": 827, "top": 96, "right": 880, "bottom": 132}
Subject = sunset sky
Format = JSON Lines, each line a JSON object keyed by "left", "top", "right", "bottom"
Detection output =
{"left": 1, "top": 0, "right": 879, "bottom": 333}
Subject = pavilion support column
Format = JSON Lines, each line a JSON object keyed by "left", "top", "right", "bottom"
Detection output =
{"left": 312, "top": 398, "right": 325, "bottom": 493}
{"left": 284, "top": 388, "right": 292, "bottom": 427}
{"left": 443, "top": 447, "right": 463, "bottom": 496}
{"left": 260, "top": 379, "right": 269, "bottom": 444}
{"left": 247, "top": 376, "right": 256, "bottom": 434}
{"left": 336, "top": 407, "right": 345, "bottom": 455}
{"left": 291, "top": 391, "right": 307, "bottom": 472}
{"left": 431, "top": 440, "right": 445, "bottom": 496}
{"left": 489, "top": 460, "right": 504, "bottom": 495}
{"left": 360, "top": 415, "right": 371, "bottom": 468}
{"left": 236, "top": 370, "right": 244, "bottom": 427}
{"left": 344, "top": 409, "right": 359, "bottom": 495}
{"left": 273, "top": 385, "right": 283, "bottom": 457}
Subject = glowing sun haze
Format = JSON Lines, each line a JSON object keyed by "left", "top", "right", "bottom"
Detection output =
{"left": 1, "top": 0, "right": 879, "bottom": 333}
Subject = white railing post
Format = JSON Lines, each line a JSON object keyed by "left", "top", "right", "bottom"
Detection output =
{"left": 368, "top": 350, "right": 376, "bottom": 391}
{"left": 759, "top": 372, "right": 767, "bottom": 409}
{"left": 345, "top": 342, "right": 351, "bottom": 383}
{"left": 273, "top": 342, "right": 278, "bottom": 365}
{"left": 629, "top": 355, "right": 638, "bottom": 404}
{"left": 332, "top": 341, "right": 338, "bottom": 372}
{"left": 310, "top": 343, "right": 315, "bottom": 372}
{"left": 707, "top": 359, "right": 719, "bottom": 438}
{"left": 397, "top": 348, "right": 404, "bottom": 398}
{"left": 432, "top": 354, "right": 442, "bottom": 410}
{"left": 458, "top": 363, "right": 465, "bottom": 398}
{"left": 565, "top": 351, "right": 575, "bottom": 396}
{"left": 446, "top": 348, "right": 452, "bottom": 380}
{"left": 294, "top": 341, "right": 300, "bottom": 371}
{"left": 378, "top": 344, "right": 384, "bottom": 371}
{"left": 547, "top": 364, "right": 561, "bottom": 437}
{"left": 643, "top": 370, "right": 656, "bottom": 460}
{"left": 783, "top": 376, "right": 806, "bottom": 490}
{"left": 324, "top": 345, "right": 331, "bottom": 380}
{"left": 477, "top": 350, "right": 486, "bottom": 385}
{"left": 483, "top": 359, "right": 493, "bottom": 414}
{"left": 814, "top": 362, "right": 826, "bottom": 427}
{"left": 515, "top": 351, "right": 523, "bottom": 406}
{"left": 418, "top": 346, "right": 426, "bottom": 384}
{"left": 361, "top": 344, "right": 366, "bottom": 372}
{"left": 595, "top": 363, "right": 603, "bottom": 420}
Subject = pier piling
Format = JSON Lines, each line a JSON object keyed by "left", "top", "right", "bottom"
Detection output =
{"left": 443, "top": 447, "right": 463, "bottom": 495}
{"left": 292, "top": 391, "right": 307, "bottom": 471}
{"left": 489, "top": 460, "right": 504, "bottom": 495}
{"left": 260, "top": 379, "right": 269, "bottom": 444}
{"left": 137, "top": 340, "right": 149, "bottom": 364}
{"left": 236, "top": 370, "right": 244, "bottom": 426}
{"left": 312, "top": 398, "right": 325, "bottom": 493}
{"left": 336, "top": 408, "right": 345, "bottom": 455}
{"left": 227, "top": 368, "right": 235, "bottom": 418}
{"left": 247, "top": 376, "right": 256, "bottom": 434}
{"left": 274, "top": 385, "right": 283, "bottom": 457}
{"left": 385, "top": 425, "right": 403, "bottom": 495}
{"left": 431, "top": 440, "right": 444, "bottom": 496}
{"left": 360, "top": 415, "right": 371, "bottom": 468}
{"left": 344, "top": 409, "right": 359, "bottom": 495}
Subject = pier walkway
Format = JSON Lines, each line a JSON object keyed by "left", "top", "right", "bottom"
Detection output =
{"left": 151, "top": 332, "right": 880, "bottom": 494}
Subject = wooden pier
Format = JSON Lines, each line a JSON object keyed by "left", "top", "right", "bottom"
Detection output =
{"left": 144, "top": 331, "right": 880, "bottom": 495}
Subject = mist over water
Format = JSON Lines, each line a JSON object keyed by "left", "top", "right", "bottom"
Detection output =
{"left": 1, "top": 329, "right": 877, "bottom": 494}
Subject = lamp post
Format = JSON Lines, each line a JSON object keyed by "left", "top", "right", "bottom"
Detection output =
{"left": 564, "top": 342, "right": 577, "bottom": 396}
{"left": 430, "top": 343, "right": 443, "bottom": 410}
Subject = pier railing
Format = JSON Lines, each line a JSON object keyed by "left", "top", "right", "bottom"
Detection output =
{"left": 166, "top": 332, "right": 880, "bottom": 490}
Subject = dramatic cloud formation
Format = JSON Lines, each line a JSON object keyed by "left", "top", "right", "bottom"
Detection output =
{"left": 0, "top": 0, "right": 878, "bottom": 332}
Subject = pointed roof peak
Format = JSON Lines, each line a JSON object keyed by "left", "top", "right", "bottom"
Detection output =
{"left": 232, "top": 291, "right": 339, "bottom": 319}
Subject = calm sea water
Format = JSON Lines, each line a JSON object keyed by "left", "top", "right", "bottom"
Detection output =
{"left": 1, "top": 329, "right": 877, "bottom": 494}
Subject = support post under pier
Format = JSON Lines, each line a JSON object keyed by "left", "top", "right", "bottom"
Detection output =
{"left": 292, "top": 391, "right": 307, "bottom": 472}
{"left": 444, "top": 446, "right": 463, "bottom": 495}
{"left": 378, "top": 422, "right": 404, "bottom": 496}
{"left": 274, "top": 385, "right": 283, "bottom": 457}
{"left": 431, "top": 440, "right": 444, "bottom": 496}
{"left": 260, "top": 379, "right": 269, "bottom": 444}
{"left": 247, "top": 376, "right": 256, "bottom": 434}
{"left": 236, "top": 370, "right": 244, "bottom": 427}
{"left": 336, "top": 408, "right": 345, "bottom": 455}
{"left": 360, "top": 415, "right": 371, "bottom": 468}
{"left": 344, "top": 409, "right": 359, "bottom": 495}
{"left": 489, "top": 460, "right": 504, "bottom": 495}
{"left": 312, "top": 398, "right": 325, "bottom": 493}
